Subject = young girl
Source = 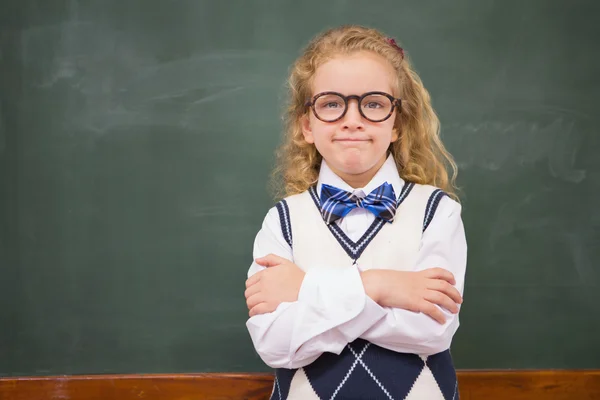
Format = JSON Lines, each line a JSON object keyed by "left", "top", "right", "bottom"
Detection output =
{"left": 244, "top": 25, "right": 467, "bottom": 400}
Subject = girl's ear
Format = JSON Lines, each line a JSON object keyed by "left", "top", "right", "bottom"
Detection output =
{"left": 301, "top": 114, "right": 315, "bottom": 144}
{"left": 391, "top": 127, "right": 400, "bottom": 143}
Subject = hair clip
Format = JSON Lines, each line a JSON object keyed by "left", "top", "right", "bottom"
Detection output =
{"left": 386, "top": 37, "right": 405, "bottom": 60}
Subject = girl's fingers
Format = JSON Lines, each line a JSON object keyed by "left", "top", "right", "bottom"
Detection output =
{"left": 255, "top": 253, "right": 288, "bottom": 267}
{"left": 423, "top": 268, "right": 456, "bottom": 285}
{"left": 249, "top": 302, "right": 275, "bottom": 317}
{"left": 424, "top": 290, "right": 459, "bottom": 314}
{"left": 419, "top": 300, "right": 446, "bottom": 324}
{"left": 246, "top": 292, "right": 263, "bottom": 312}
{"left": 428, "top": 279, "right": 463, "bottom": 304}
{"left": 245, "top": 271, "right": 262, "bottom": 288}
{"left": 244, "top": 283, "right": 261, "bottom": 300}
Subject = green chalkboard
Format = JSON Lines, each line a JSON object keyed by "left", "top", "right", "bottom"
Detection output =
{"left": 1, "top": 0, "right": 599, "bottom": 376}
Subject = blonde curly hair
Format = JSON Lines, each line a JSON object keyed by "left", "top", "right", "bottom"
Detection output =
{"left": 271, "top": 25, "right": 459, "bottom": 201}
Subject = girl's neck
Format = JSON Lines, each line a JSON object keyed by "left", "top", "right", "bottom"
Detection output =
{"left": 328, "top": 155, "right": 387, "bottom": 189}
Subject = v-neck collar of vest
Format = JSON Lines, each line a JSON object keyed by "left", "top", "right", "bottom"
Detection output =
{"left": 308, "top": 181, "right": 415, "bottom": 262}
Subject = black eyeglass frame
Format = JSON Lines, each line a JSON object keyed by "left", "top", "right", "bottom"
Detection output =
{"left": 305, "top": 91, "right": 402, "bottom": 123}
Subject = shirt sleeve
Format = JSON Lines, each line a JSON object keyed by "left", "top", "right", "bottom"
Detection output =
{"left": 353, "top": 196, "right": 468, "bottom": 355}
{"left": 245, "top": 206, "right": 386, "bottom": 369}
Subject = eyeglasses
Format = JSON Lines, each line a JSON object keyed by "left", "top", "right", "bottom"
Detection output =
{"left": 305, "top": 91, "right": 401, "bottom": 123}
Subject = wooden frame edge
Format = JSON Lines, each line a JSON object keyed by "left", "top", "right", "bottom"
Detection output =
{"left": 0, "top": 370, "right": 599, "bottom": 400}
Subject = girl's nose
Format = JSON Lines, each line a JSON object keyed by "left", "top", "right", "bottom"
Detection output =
{"left": 342, "top": 99, "right": 365, "bottom": 130}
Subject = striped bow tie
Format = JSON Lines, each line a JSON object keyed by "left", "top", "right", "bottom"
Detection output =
{"left": 320, "top": 182, "right": 397, "bottom": 225}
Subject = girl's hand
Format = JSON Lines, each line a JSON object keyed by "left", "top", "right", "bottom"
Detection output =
{"left": 361, "top": 268, "right": 462, "bottom": 324}
{"left": 245, "top": 254, "right": 305, "bottom": 317}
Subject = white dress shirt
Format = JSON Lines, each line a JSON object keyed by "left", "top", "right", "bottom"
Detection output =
{"left": 246, "top": 155, "right": 467, "bottom": 369}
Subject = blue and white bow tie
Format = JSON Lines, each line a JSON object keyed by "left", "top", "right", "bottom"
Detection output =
{"left": 320, "top": 182, "right": 397, "bottom": 225}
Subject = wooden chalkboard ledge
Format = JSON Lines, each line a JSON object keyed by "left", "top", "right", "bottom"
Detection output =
{"left": 0, "top": 370, "right": 599, "bottom": 400}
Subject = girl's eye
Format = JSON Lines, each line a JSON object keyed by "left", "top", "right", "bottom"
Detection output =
{"left": 324, "top": 101, "right": 342, "bottom": 108}
{"left": 364, "top": 101, "right": 383, "bottom": 109}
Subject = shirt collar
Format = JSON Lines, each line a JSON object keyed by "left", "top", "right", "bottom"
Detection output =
{"left": 316, "top": 154, "right": 404, "bottom": 200}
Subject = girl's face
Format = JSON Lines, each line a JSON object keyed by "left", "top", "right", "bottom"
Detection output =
{"left": 301, "top": 51, "right": 399, "bottom": 189}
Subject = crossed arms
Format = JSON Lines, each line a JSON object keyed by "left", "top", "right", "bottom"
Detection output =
{"left": 244, "top": 198, "right": 467, "bottom": 369}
